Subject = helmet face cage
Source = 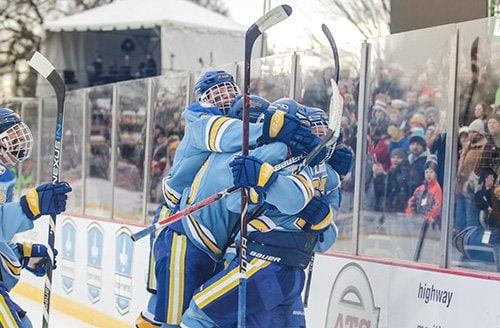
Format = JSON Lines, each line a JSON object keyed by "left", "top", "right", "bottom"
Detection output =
{"left": 303, "top": 107, "right": 335, "bottom": 163}
{"left": 199, "top": 82, "right": 240, "bottom": 115}
{"left": 0, "top": 122, "right": 33, "bottom": 166}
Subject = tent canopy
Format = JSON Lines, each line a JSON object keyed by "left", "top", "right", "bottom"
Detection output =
{"left": 39, "top": 0, "right": 248, "bottom": 93}
{"left": 45, "top": 0, "right": 246, "bottom": 33}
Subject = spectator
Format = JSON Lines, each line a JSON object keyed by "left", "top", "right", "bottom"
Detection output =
{"left": 373, "top": 147, "right": 411, "bottom": 213}
{"left": 406, "top": 154, "right": 443, "bottom": 227}
{"left": 139, "top": 52, "right": 157, "bottom": 77}
{"left": 474, "top": 101, "right": 491, "bottom": 132}
{"left": 455, "top": 118, "right": 488, "bottom": 231}
{"left": 91, "top": 54, "right": 103, "bottom": 85}
{"left": 408, "top": 128, "right": 428, "bottom": 195}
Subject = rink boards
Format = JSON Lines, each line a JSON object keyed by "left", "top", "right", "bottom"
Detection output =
{"left": 14, "top": 214, "right": 500, "bottom": 327}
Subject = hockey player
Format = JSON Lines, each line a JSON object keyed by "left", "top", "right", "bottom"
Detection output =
{"left": 137, "top": 71, "right": 321, "bottom": 327}
{"left": 0, "top": 108, "right": 71, "bottom": 328}
{"left": 148, "top": 99, "right": 324, "bottom": 328}
{"left": 180, "top": 100, "right": 341, "bottom": 327}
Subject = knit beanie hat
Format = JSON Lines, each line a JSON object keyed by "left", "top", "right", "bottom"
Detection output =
{"left": 424, "top": 154, "right": 438, "bottom": 172}
{"left": 390, "top": 147, "right": 407, "bottom": 160}
{"left": 409, "top": 127, "right": 426, "bottom": 148}
{"left": 468, "top": 118, "right": 485, "bottom": 135}
{"left": 410, "top": 113, "right": 427, "bottom": 128}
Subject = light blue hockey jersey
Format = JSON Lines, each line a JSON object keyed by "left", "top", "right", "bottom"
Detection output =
{"left": 243, "top": 162, "right": 340, "bottom": 253}
{"left": 0, "top": 164, "right": 35, "bottom": 291}
{"left": 176, "top": 142, "right": 315, "bottom": 262}
{"left": 162, "top": 102, "right": 264, "bottom": 209}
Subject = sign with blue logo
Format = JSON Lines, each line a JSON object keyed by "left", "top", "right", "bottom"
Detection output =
{"left": 87, "top": 222, "right": 104, "bottom": 303}
{"left": 114, "top": 227, "right": 133, "bottom": 315}
{"left": 61, "top": 218, "right": 77, "bottom": 294}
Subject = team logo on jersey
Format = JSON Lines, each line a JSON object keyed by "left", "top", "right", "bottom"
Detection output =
{"left": 114, "top": 227, "right": 134, "bottom": 315}
{"left": 0, "top": 191, "right": 5, "bottom": 204}
{"left": 86, "top": 222, "right": 104, "bottom": 303}
{"left": 61, "top": 218, "right": 77, "bottom": 294}
{"left": 325, "top": 263, "right": 380, "bottom": 328}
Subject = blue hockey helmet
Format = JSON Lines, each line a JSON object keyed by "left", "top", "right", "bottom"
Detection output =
{"left": 194, "top": 70, "right": 240, "bottom": 115}
{"left": 227, "top": 95, "right": 270, "bottom": 123}
{"left": 270, "top": 99, "right": 333, "bottom": 163}
{"left": 0, "top": 108, "right": 33, "bottom": 166}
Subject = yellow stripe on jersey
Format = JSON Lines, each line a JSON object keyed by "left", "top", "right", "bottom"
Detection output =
{"left": 0, "top": 294, "right": 19, "bottom": 328}
{"left": 162, "top": 177, "right": 181, "bottom": 208}
{"left": 187, "top": 215, "right": 222, "bottom": 255}
{"left": 248, "top": 219, "right": 272, "bottom": 232}
{"left": 187, "top": 160, "right": 209, "bottom": 205}
{"left": 208, "top": 117, "right": 232, "bottom": 152}
{"left": 291, "top": 173, "right": 314, "bottom": 202}
{"left": 310, "top": 206, "right": 334, "bottom": 230}
{"left": 167, "top": 232, "right": 187, "bottom": 325}
{"left": 0, "top": 253, "right": 22, "bottom": 276}
{"left": 194, "top": 258, "right": 271, "bottom": 309}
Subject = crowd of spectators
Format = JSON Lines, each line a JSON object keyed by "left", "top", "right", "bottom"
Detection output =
{"left": 299, "top": 38, "right": 499, "bottom": 268}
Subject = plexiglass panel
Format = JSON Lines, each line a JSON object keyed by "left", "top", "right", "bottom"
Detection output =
{"left": 147, "top": 73, "right": 189, "bottom": 222}
{"left": 114, "top": 79, "right": 148, "bottom": 221}
{"left": 86, "top": 85, "right": 113, "bottom": 218}
{"left": 236, "top": 53, "right": 293, "bottom": 101}
{"left": 359, "top": 24, "right": 456, "bottom": 264}
{"left": 59, "top": 90, "right": 84, "bottom": 213}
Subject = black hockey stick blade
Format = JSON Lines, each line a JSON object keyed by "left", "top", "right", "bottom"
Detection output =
{"left": 27, "top": 51, "right": 66, "bottom": 105}
{"left": 245, "top": 4, "right": 292, "bottom": 47}
{"left": 321, "top": 24, "right": 340, "bottom": 83}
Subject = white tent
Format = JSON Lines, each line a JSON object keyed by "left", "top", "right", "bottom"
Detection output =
{"left": 40, "top": 0, "right": 247, "bottom": 91}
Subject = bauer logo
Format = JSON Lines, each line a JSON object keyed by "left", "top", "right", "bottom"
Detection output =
{"left": 325, "top": 263, "right": 380, "bottom": 328}
{"left": 87, "top": 222, "right": 104, "bottom": 304}
{"left": 61, "top": 218, "right": 77, "bottom": 294}
{"left": 114, "top": 227, "right": 133, "bottom": 315}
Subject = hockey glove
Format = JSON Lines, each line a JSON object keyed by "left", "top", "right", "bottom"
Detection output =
{"left": 16, "top": 242, "right": 58, "bottom": 277}
{"left": 230, "top": 155, "right": 278, "bottom": 197}
{"left": 227, "top": 95, "right": 270, "bottom": 122}
{"left": 297, "top": 195, "right": 333, "bottom": 234}
{"left": 260, "top": 110, "right": 319, "bottom": 157}
{"left": 328, "top": 144, "right": 353, "bottom": 180}
{"left": 20, "top": 182, "right": 72, "bottom": 220}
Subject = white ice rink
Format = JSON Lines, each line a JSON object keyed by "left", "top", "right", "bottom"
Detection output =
{"left": 12, "top": 292, "right": 95, "bottom": 328}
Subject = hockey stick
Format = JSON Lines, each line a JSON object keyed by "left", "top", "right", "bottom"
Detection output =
{"left": 130, "top": 155, "right": 304, "bottom": 242}
{"left": 239, "top": 5, "right": 292, "bottom": 327}
{"left": 303, "top": 24, "right": 342, "bottom": 308}
{"left": 27, "top": 51, "right": 65, "bottom": 328}
{"left": 414, "top": 219, "right": 429, "bottom": 261}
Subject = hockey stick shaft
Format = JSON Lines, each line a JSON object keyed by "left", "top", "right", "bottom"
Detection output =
{"left": 27, "top": 51, "right": 66, "bottom": 328}
{"left": 303, "top": 24, "right": 341, "bottom": 309}
{"left": 414, "top": 220, "right": 429, "bottom": 261}
{"left": 130, "top": 155, "right": 304, "bottom": 242}
{"left": 239, "top": 5, "right": 292, "bottom": 328}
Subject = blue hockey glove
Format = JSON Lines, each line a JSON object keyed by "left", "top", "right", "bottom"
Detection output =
{"left": 308, "top": 146, "right": 328, "bottom": 167}
{"left": 229, "top": 155, "right": 278, "bottom": 196}
{"left": 260, "top": 110, "right": 319, "bottom": 156}
{"left": 297, "top": 195, "right": 333, "bottom": 234}
{"left": 20, "top": 182, "right": 72, "bottom": 220}
{"left": 16, "top": 242, "right": 58, "bottom": 277}
{"left": 328, "top": 145, "right": 353, "bottom": 180}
